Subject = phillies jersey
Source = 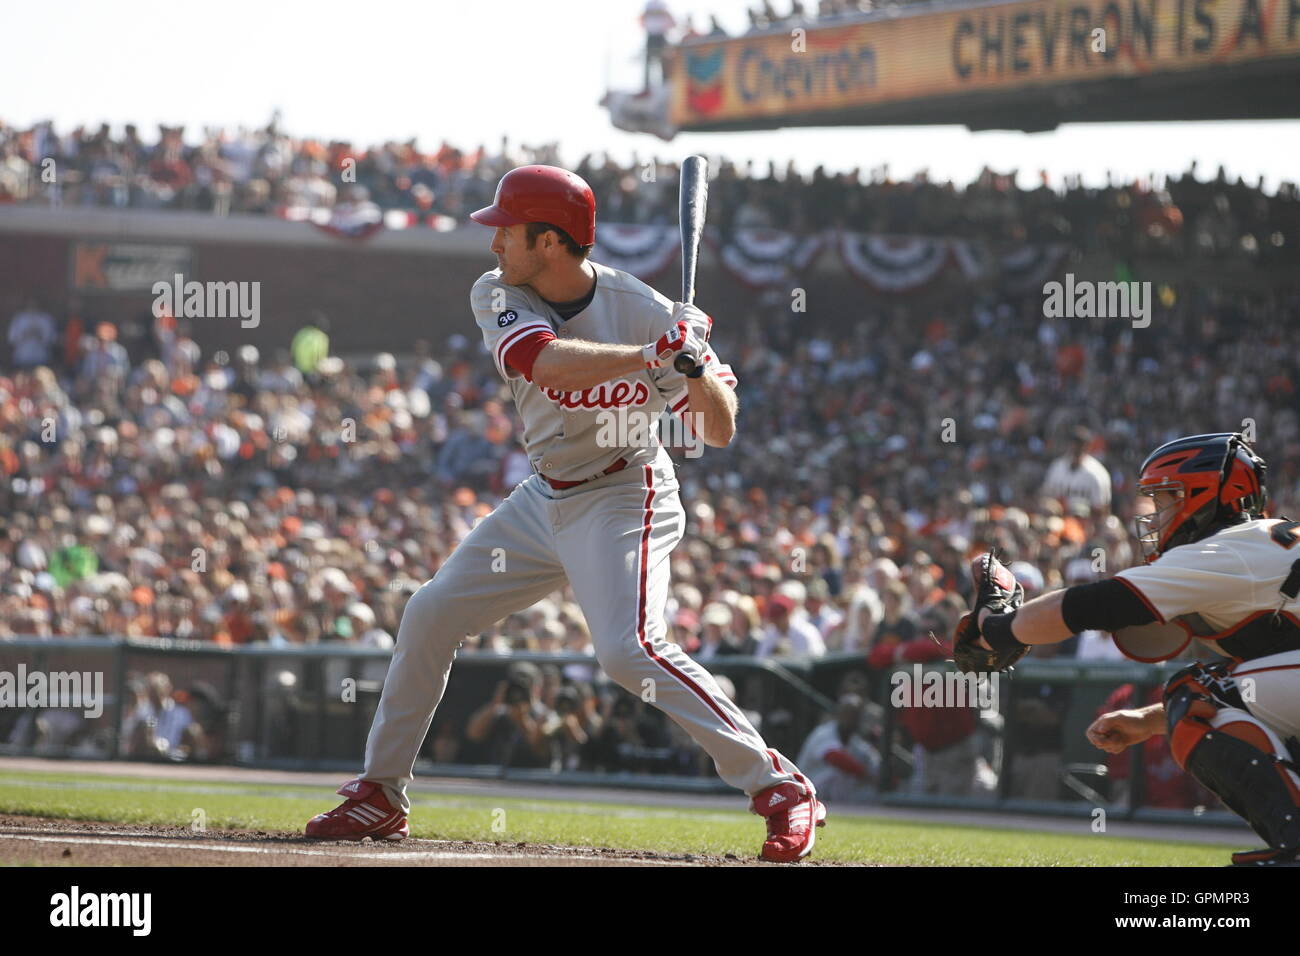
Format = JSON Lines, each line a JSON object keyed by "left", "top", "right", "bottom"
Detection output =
{"left": 1112, "top": 518, "right": 1300, "bottom": 662}
{"left": 470, "top": 260, "right": 736, "bottom": 484}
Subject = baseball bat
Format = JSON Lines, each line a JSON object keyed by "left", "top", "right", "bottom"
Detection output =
{"left": 674, "top": 155, "right": 709, "bottom": 374}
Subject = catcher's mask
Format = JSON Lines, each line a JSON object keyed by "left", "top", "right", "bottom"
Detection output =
{"left": 1134, "top": 432, "right": 1267, "bottom": 562}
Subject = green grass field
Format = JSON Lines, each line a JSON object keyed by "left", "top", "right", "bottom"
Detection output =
{"left": 0, "top": 769, "right": 1230, "bottom": 865}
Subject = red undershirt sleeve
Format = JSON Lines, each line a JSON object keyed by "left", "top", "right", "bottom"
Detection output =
{"left": 502, "top": 329, "right": 556, "bottom": 383}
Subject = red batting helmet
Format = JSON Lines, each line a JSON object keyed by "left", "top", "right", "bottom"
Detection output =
{"left": 469, "top": 165, "right": 596, "bottom": 246}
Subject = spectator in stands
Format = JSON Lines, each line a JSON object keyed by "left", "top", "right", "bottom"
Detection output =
{"left": 121, "top": 671, "right": 197, "bottom": 759}
{"left": 796, "top": 693, "right": 880, "bottom": 803}
{"left": 591, "top": 693, "right": 670, "bottom": 773}
{"left": 77, "top": 322, "right": 130, "bottom": 405}
{"left": 464, "top": 663, "right": 556, "bottom": 769}
{"left": 291, "top": 313, "right": 331, "bottom": 377}
{"left": 640, "top": 0, "right": 676, "bottom": 91}
{"left": 804, "top": 578, "right": 844, "bottom": 645}
{"left": 695, "top": 602, "right": 747, "bottom": 659}
{"left": 175, "top": 681, "right": 226, "bottom": 761}
{"left": 869, "top": 622, "right": 983, "bottom": 796}
{"left": 1041, "top": 425, "right": 1113, "bottom": 512}
{"left": 755, "top": 592, "right": 826, "bottom": 658}
{"left": 868, "top": 580, "right": 919, "bottom": 653}
{"left": 2, "top": 119, "right": 1294, "bottom": 274}
{"left": 550, "top": 684, "right": 600, "bottom": 771}
{"left": 347, "top": 602, "right": 395, "bottom": 681}
{"left": 0, "top": 135, "right": 32, "bottom": 202}
{"left": 7, "top": 298, "right": 57, "bottom": 368}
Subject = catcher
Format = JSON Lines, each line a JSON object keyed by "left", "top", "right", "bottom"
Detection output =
{"left": 954, "top": 432, "right": 1300, "bottom": 865}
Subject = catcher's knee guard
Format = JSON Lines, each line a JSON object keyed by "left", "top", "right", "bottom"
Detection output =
{"left": 1164, "top": 663, "right": 1300, "bottom": 858}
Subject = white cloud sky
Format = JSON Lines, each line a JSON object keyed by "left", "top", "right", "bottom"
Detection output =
{"left": 6, "top": 0, "right": 1297, "bottom": 190}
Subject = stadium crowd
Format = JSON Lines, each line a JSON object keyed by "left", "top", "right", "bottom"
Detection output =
{"left": 644, "top": 0, "right": 986, "bottom": 54}
{"left": 1, "top": 117, "right": 1295, "bottom": 262}
{"left": 3, "top": 251, "right": 1297, "bottom": 801}
{"left": 2, "top": 109, "right": 1297, "bottom": 800}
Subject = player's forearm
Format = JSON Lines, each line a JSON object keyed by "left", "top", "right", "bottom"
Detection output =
{"left": 1011, "top": 590, "right": 1075, "bottom": 644}
{"left": 979, "top": 590, "right": 1074, "bottom": 646}
{"left": 530, "top": 339, "right": 644, "bottom": 391}
{"left": 686, "top": 371, "right": 737, "bottom": 447}
{"left": 982, "top": 575, "right": 1160, "bottom": 650}
{"left": 1135, "top": 702, "right": 1167, "bottom": 735}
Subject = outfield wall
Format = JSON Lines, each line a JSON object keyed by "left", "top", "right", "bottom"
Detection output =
{"left": 0, "top": 637, "right": 1239, "bottom": 825}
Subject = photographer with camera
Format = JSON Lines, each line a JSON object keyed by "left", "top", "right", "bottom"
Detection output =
{"left": 464, "top": 663, "right": 556, "bottom": 769}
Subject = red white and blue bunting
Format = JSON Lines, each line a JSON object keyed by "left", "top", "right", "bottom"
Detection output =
{"left": 952, "top": 239, "right": 1069, "bottom": 292}
{"left": 838, "top": 233, "right": 950, "bottom": 292}
{"left": 950, "top": 239, "right": 993, "bottom": 282}
{"left": 993, "top": 243, "right": 1069, "bottom": 294}
{"left": 590, "top": 224, "right": 680, "bottom": 281}
{"left": 709, "top": 227, "right": 826, "bottom": 289}
{"left": 276, "top": 205, "right": 457, "bottom": 238}
{"left": 268, "top": 209, "right": 1070, "bottom": 292}
{"left": 840, "top": 235, "right": 1069, "bottom": 293}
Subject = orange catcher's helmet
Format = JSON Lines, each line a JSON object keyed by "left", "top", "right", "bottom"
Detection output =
{"left": 470, "top": 165, "right": 596, "bottom": 246}
{"left": 1134, "top": 432, "right": 1268, "bottom": 562}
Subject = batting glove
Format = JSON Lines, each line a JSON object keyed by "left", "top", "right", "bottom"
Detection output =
{"left": 643, "top": 321, "right": 707, "bottom": 371}
{"left": 670, "top": 302, "right": 713, "bottom": 343}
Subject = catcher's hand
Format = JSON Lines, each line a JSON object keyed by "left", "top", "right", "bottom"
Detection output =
{"left": 1086, "top": 710, "right": 1156, "bottom": 754}
{"left": 952, "top": 552, "right": 1027, "bottom": 673}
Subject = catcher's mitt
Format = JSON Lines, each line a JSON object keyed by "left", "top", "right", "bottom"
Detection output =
{"left": 952, "top": 552, "right": 1027, "bottom": 673}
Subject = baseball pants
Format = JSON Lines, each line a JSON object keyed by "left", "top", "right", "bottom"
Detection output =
{"left": 360, "top": 449, "right": 808, "bottom": 812}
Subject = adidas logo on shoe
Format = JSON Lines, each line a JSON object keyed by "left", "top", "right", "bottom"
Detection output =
{"left": 767, "top": 792, "right": 787, "bottom": 808}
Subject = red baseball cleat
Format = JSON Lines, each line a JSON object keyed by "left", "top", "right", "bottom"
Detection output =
{"left": 751, "top": 782, "right": 827, "bottom": 863}
{"left": 305, "top": 779, "right": 409, "bottom": 841}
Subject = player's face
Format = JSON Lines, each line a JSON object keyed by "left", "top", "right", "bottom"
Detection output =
{"left": 1145, "top": 489, "right": 1183, "bottom": 537}
{"left": 1135, "top": 486, "right": 1184, "bottom": 559}
{"left": 490, "top": 224, "right": 544, "bottom": 287}
{"left": 1149, "top": 489, "right": 1180, "bottom": 516}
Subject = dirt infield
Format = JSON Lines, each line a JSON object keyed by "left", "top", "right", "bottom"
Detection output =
{"left": 0, "top": 815, "right": 824, "bottom": 867}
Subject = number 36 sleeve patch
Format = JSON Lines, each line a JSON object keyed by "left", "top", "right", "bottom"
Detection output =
{"left": 497, "top": 310, "right": 519, "bottom": 328}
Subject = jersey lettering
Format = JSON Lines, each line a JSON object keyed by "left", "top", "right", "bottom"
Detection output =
{"left": 472, "top": 263, "right": 735, "bottom": 483}
{"left": 539, "top": 379, "right": 651, "bottom": 409}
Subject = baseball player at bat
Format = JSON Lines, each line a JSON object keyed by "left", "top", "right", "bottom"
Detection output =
{"left": 954, "top": 432, "right": 1300, "bottom": 865}
{"left": 306, "top": 165, "right": 826, "bottom": 862}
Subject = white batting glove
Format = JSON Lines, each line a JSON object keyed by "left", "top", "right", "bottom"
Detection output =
{"left": 671, "top": 302, "right": 713, "bottom": 343}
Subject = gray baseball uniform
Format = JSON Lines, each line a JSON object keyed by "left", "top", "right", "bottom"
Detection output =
{"left": 359, "top": 260, "right": 811, "bottom": 810}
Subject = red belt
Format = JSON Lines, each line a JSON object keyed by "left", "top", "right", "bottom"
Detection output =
{"left": 542, "top": 457, "right": 628, "bottom": 490}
